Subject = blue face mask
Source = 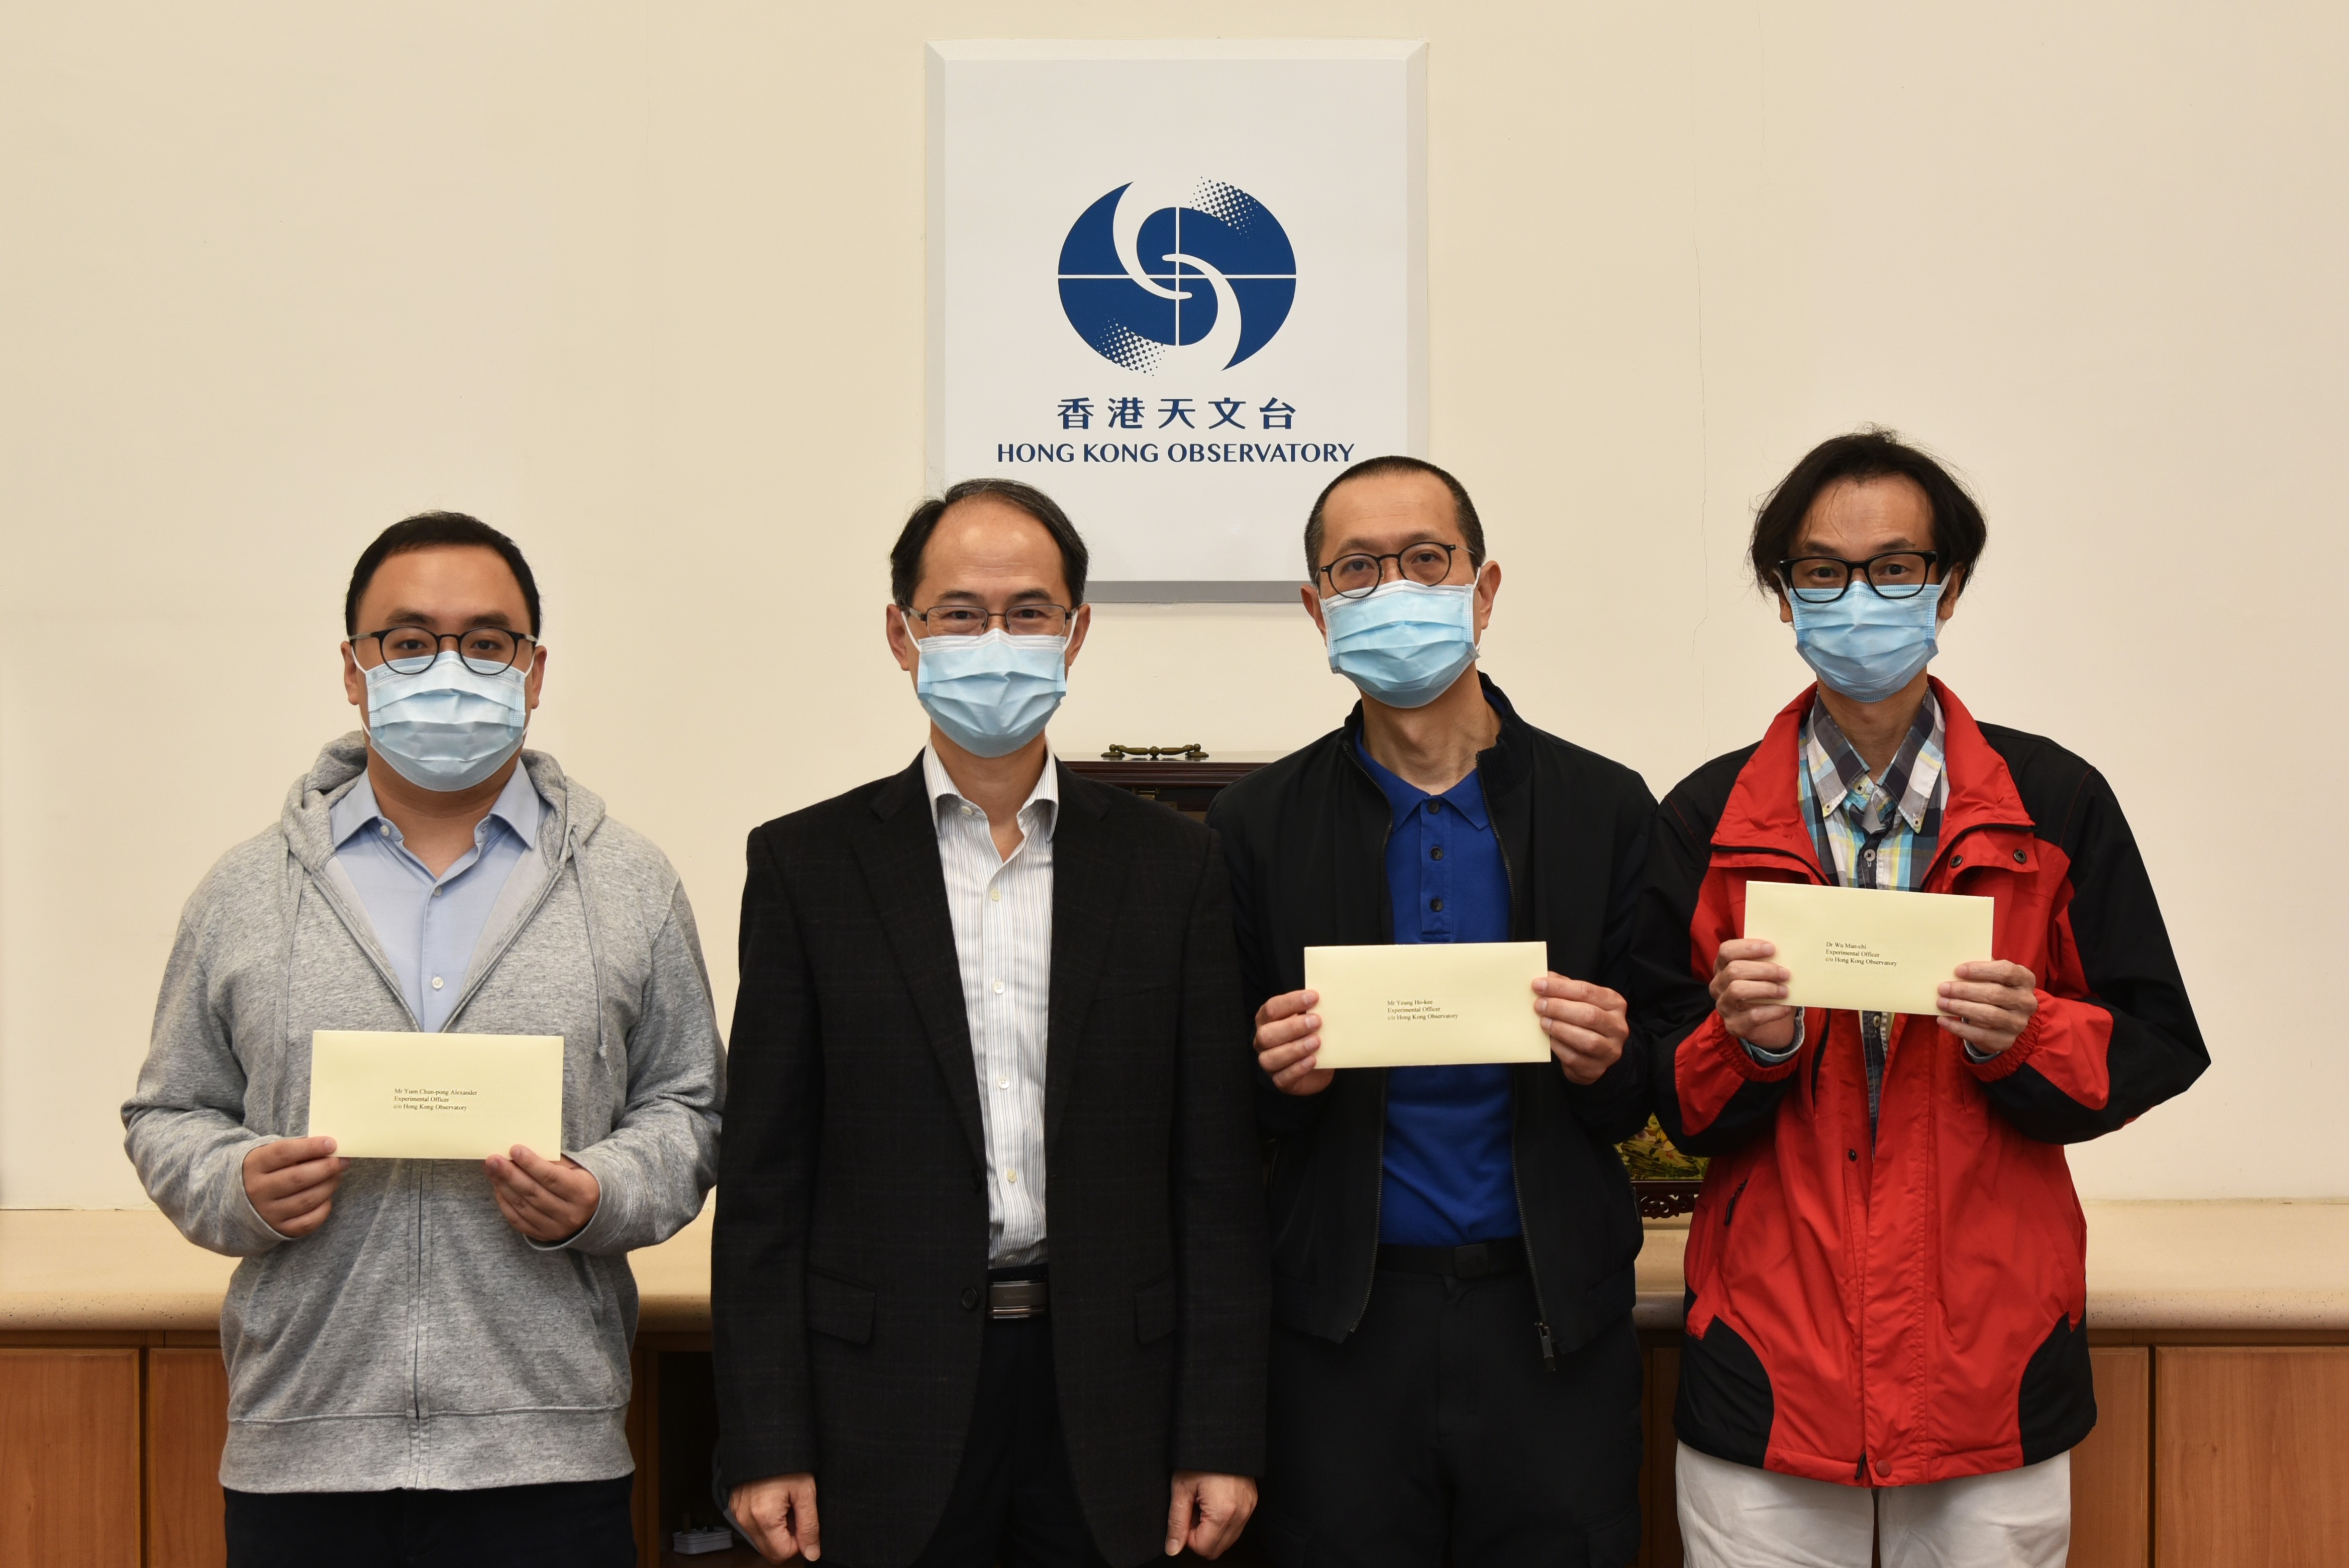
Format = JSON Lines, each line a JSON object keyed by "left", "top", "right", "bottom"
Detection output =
{"left": 363, "top": 651, "right": 531, "bottom": 792}
{"left": 1322, "top": 581, "right": 1479, "bottom": 709}
{"left": 910, "top": 619, "right": 1069, "bottom": 759}
{"left": 1790, "top": 584, "right": 1944, "bottom": 704}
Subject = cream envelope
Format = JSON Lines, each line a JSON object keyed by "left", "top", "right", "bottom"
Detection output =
{"left": 1743, "top": 881, "right": 1996, "bottom": 1015}
{"left": 1305, "top": 942, "right": 1552, "bottom": 1069}
{"left": 307, "top": 1030, "right": 565, "bottom": 1161}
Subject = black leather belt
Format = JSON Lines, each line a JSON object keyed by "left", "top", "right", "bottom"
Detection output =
{"left": 1375, "top": 1236, "right": 1527, "bottom": 1280}
{"left": 987, "top": 1278, "right": 1049, "bottom": 1320}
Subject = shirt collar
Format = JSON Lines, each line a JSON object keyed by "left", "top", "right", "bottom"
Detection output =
{"left": 1352, "top": 735, "right": 1491, "bottom": 830}
{"left": 1804, "top": 690, "right": 1946, "bottom": 835}
{"left": 329, "top": 763, "right": 545, "bottom": 855}
{"left": 922, "top": 745, "right": 1061, "bottom": 841}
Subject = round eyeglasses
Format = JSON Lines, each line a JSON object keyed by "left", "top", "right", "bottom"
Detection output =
{"left": 354, "top": 625, "right": 536, "bottom": 676}
{"left": 1317, "top": 542, "right": 1465, "bottom": 600}
{"left": 1777, "top": 551, "right": 1941, "bottom": 604}
{"left": 901, "top": 603, "right": 1075, "bottom": 638}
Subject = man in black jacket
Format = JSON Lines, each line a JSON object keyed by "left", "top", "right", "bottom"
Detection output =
{"left": 714, "top": 479, "right": 1268, "bottom": 1567}
{"left": 1206, "top": 456, "right": 1656, "bottom": 1568}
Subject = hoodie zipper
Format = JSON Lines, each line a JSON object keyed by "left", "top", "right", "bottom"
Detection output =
{"left": 440, "top": 819, "right": 576, "bottom": 1031}
{"left": 296, "top": 779, "right": 579, "bottom": 1436}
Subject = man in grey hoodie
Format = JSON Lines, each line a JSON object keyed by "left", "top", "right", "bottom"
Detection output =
{"left": 124, "top": 512, "right": 725, "bottom": 1568}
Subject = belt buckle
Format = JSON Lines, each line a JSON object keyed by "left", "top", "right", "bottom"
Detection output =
{"left": 1453, "top": 1242, "right": 1495, "bottom": 1281}
{"left": 988, "top": 1280, "right": 1049, "bottom": 1320}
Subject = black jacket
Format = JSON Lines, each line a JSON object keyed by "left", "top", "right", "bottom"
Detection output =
{"left": 712, "top": 757, "right": 1268, "bottom": 1568}
{"left": 1204, "top": 677, "right": 1655, "bottom": 1352}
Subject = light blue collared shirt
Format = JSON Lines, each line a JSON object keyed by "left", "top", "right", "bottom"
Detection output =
{"left": 328, "top": 765, "right": 545, "bottom": 1032}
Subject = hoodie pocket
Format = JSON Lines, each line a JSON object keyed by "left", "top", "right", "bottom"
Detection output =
{"left": 424, "top": 1187, "right": 625, "bottom": 1416}
{"left": 806, "top": 1272, "right": 876, "bottom": 1345}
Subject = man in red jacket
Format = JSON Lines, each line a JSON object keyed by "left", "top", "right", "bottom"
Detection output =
{"left": 1633, "top": 430, "right": 2205, "bottom": 1566}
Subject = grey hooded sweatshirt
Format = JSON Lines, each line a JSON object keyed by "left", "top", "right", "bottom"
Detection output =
{"left": 123, "top": 736, "right": 723, "bottom": 1493}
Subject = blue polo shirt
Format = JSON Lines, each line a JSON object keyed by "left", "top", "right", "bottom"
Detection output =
{"left": 1355, "top": 738, "right": 1522, "bottom": 1246}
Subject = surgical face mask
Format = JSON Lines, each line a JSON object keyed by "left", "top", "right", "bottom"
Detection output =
{"left": 1790, "top": 584, "right": 1944, "bottom": 704}
{"left": 362, "top": 650, "right": 531, "bottom": 792}
{"left": 909, "top": 618, "right": 1069, "bottom": 759}
{"left": 1321, "top": 580, "right": 1479, "bottom": 709}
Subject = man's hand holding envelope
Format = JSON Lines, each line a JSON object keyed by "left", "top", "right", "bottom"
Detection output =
{"left": 1719, "top": 881, "right": 2040, "bottom": 1057}
{"left": 250, "top": 1029, "right": 601, "bottom": 1245}
{"left": 1253, "top": 942, "right": 1631, "bottom": 1092}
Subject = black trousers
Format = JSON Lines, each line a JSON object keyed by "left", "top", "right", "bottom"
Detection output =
{"left": 223, "top": 1475, "right": 635, "bottom": 1568}
{"left": 894, "top": 1312, "right": 1119, "bottom": 1568}
{"left": 1255, "top": 1267, "right": 1644, "bottom": 1568}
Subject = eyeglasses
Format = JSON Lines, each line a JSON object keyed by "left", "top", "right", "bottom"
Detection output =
{"left": 901, "top": 602, "right": 1075, "bottom": 638}
{"left": 354, "top": 625, "right": 536, "bottom": 675}
{"left": 1317, "top": 542, "right": 1466, "bottom": 600}
{"left": 1777, "top": 551, "right": 1941, "bottom": 604}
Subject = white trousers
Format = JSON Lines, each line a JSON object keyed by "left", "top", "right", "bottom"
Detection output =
{"left": 1676, "top": 1442, "right": 2071, "bottom": 1568}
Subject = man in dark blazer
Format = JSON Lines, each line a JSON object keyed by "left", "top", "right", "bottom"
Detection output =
{"left": 713, "top": 478, "right": 1268, "bottom": 1568}
{"left": 1207, "top": 457, "right": 1656, "bottom": 1568}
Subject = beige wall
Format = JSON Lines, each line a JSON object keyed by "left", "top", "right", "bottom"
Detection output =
{"left": 3, "top": 2, "right": 2341, "bottom": 1206}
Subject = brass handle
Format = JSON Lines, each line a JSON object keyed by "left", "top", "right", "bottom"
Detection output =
{"left": 1100, "top": 743, "right": 1210, "bottom": 761}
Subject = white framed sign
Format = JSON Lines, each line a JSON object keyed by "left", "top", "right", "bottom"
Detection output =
{"left": 927, "top": 40, "right": 1427, "bottom": 601}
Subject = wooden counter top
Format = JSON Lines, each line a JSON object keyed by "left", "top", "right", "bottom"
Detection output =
{"left": 7, "top": 1200, "right": 2347, "bottom": 1334}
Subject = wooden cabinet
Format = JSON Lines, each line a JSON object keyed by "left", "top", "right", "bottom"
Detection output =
{"left": 1639, "top": 1344, "right": 1684, "bottom": 1568}
{"left": 0, "top": 1347, "right": 143, "bottom": 1568}
{"left": 146, "top": 1348, "right": 231, "bottom": 1568}
{"left": 0, "top": 1325, "right": 2336, "bottom": 1564}
{"left": 2071, "top": 1347, "right": 2151, "bottom": 1568}
{"left": 2155, "top": 1346, "right": 2349, "bottom": 1567}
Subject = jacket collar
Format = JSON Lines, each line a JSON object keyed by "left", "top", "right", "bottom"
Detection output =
{"left": 870, "top": 746, "right": 1108, "bottom": 824}
{"left": 1714, "top": 678, "right": 2033, "bottom": 871}
{"left": 1338, "top": 673, "right": 1537, "bottom": 943}
{"left": 1339, "top": 671, "right": 1530, "bottom": 800}
{"left": 859, "top": 749, "right": 1123, "bottom": 1162}
{"left": 281, "top": 731, "right": 589, "bottom": 876}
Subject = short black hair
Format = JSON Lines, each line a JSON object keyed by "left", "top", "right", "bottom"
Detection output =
{"left": 1749, "top": 429, "right": 1986, "bottom": 595}
{"left": 890, "top": 479, "right": 1090, "bottom": 606}
{"left": 345, "top": 512, "right": 542, "bottom": 637}
{"left": 1304, "top": 455, "right": 1486, "bottom": 578}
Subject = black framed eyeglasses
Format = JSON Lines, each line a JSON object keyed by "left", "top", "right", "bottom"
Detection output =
{"left": 900, "top": 602, "right": 1075, "bottom": 638}
{"left": 1317, "top": 542, "right": 1465, "bottom": 600}
{"left": 1777, "top": 550, "right": 1941, "bottom": 604}
{"left": 355, "top": 625, "right": 536, "bottom": 676}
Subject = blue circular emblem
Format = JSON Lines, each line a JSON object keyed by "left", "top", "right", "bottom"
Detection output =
{"left": 1057, "top": 179, "right": 1298, "bottom": 373}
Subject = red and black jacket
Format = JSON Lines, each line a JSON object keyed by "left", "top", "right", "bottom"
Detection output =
{"left": 1631, "top": 680, "right": 2205, "bottom": 1487}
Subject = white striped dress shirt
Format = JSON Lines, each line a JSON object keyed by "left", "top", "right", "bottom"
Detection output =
{"left": 923, "top": 746, "right": 1058, "bottom": 1267}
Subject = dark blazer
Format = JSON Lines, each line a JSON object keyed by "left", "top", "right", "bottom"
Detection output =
{"left": 712, "top": 756, "right": 1268, "bottom": 1568}
{"left": 1204, "top": 677, "right": 1655, "bottom": 1351}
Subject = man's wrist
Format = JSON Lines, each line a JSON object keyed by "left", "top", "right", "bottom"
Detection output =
{"left": 1739, "top": 1011, "right": 1804, "bottom": 1065}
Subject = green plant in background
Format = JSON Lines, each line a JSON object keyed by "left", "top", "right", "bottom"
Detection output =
{"left": 1617, "top": 1115, "right": 1707, "bottom": 1181}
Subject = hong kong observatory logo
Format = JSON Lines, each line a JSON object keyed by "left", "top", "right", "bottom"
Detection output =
{"left": 1057, "top": 178, "right": 1298, "bottom": 374}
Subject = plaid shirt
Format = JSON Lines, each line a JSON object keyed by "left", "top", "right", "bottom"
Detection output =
{"left": 1749, "top": 690, "right": 1950, "bottom": 1131}
{"left": 1800, "top": 692, "right": 1947, "bottom": 900}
